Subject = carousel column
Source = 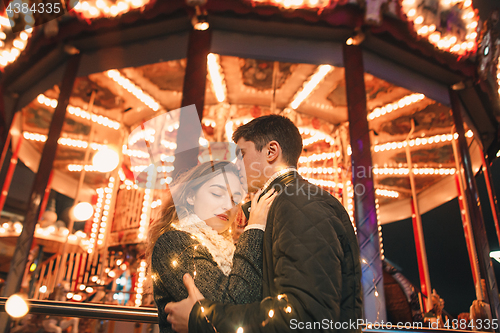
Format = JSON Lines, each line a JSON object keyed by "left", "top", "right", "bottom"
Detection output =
{"left": 343, "top": 44, "right": 387, "bottom": 322}
{"left": 0, "top": 54, "right": 80, "bottom": 332}
{"left": 449, "top": 89, "right": 500, "bottom": 323}
{"left": 479, "top": 149, "right": 500, "bottom": 251}
{"left": 172, "top": 28, "right": 211, "bottom": 179}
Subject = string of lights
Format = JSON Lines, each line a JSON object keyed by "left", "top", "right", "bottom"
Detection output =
{"left": 373, "top": 167, "right": 456, "bottom": 176}
{"left": 367, "top": 93, "right": 425, "bottom": 120}
{"left": 135, "top": 260, "right": 147, "bottom": 306}
{"left": 290, "top": 65, "right": 332, "bottom": 110}
{"left": 400, "top": 0, "right": 478, "bottom": 55}
{"left": 23, "top": 132, "right": 107, "bottom": 150}
{"left": 375, "top": 189, "right": 399, "bottom": 198}
{"left": 107, "top": 69, "right": 160, "bottom": 111}
{"left": 373, "top": 131, "right": 473, "bottom": 152}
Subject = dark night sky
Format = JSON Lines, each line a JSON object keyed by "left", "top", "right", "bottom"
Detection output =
{"left": 382, "top": 159, "right": 500, "bottom": 317}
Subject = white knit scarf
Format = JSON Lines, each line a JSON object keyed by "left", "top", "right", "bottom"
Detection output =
{"left": 173, "top": 214, "right": 235, "bottom": 275}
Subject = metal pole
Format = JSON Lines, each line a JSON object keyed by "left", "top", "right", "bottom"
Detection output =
{"left": 451, "top": 128, "right": 482, "bottom": 300}
{"left": 343, "top": 43, "right": 386, "bottom": 322}
{"left": 0, "top": 136, "right": 22, "bottom": 212}
{"left": 449, "top": 88, "right": 500, "bottom": 326}
{"left": 0, "top": 112, "right": 18, "bottom": 177}
{"left": 54, "top": 90, "right": 97, "bottom": 286}
{"left": 479, "top": 147, "right": 500, "bottom": 249}
{"left": 0, "top": 54, "right": 81, "bottom": 333}
{"left": 405, "top": 119, "right": 432, "bottom": 312}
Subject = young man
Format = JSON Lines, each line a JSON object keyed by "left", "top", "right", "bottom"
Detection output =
{"left": 165, "top": 115, "right": 362, "bottom": 332}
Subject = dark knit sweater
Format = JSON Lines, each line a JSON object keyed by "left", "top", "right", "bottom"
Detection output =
{"left": 152, "top": 228, "right": 264, "bottom": 333}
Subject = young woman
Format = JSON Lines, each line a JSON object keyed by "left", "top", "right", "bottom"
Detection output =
{"left": 147, "top": 161, "right": 276, "bottom": 333}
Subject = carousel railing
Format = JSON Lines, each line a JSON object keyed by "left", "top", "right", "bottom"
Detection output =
{"left": 0, "top": 298, "right": 492, "bottom": 333}
{"left": 0, "top": 297, "right": 158, "bottom": 323}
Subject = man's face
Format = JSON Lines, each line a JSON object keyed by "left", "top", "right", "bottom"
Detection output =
{"left": 235, "top": 138, "right": 269, "bottom": 192}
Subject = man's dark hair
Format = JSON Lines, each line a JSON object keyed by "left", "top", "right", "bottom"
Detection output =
{"left": 232, "top": 115, "right": 303, "bottom": 167}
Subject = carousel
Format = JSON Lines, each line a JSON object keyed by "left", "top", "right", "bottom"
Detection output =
{"left": 0, "top": 0, "right": 499, "bottom": 331}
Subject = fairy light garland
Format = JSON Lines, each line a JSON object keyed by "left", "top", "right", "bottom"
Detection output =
{"left": 367, "top": 93, "right": 425, "bottom": 120}
{"left": 167, "top": 235, "right": 297, "bottom": 333}
{"left": 106, "top": 69, "right": 160, "bottom": 111}
{"left": 373, "top": 131, "right": 473, "bottom": 152}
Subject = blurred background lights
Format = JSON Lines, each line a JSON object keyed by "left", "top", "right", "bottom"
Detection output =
{"left": 5, "top": 294, "right": 29, "bottom": 318}
{"left": 92, "top": 147, "right": 120, "bottom": 173}
{"left": 71, "top": 202, "right": 94, "bottom": 221}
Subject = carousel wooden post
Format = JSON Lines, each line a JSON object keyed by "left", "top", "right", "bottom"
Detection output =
{"left": 0, "top": 54, "right": 81, "bottom": 332}
{"left": 449, "top": 88, "right": 500, "bottom": 324}
{"left": 172, "top": 27, "right": 211, "bottom": 178}
{"left": 343, "top": 44, "right": 387, "bottom": 321}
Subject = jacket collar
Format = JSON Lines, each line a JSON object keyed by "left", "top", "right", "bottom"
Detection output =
{"left": 261, "top": 167, "right": 299, "bottom": 193}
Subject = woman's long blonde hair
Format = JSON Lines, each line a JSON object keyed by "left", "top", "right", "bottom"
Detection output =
{"left": 146, "top": 161, "right": 240, "bottom": 272}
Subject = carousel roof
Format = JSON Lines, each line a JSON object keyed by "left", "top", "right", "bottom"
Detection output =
{"left": 0, "top": 0, "right": 499, "bottom": 224}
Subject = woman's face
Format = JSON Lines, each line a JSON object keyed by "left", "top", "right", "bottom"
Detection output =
{"left": 189, "top": 172, "right": 243, "bottom": 233}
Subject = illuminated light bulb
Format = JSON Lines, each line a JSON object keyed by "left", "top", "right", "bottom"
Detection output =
{"left": 200, "top": 306, "right": 205, "bottom": 313}
{"left": 172, "top": 260, "right": 177, "bottom": 267}
{"left": 414, "top": 16, "right": 424, "bottom": 25}
{"left": 92, "top": 147, "right": 120, "bottom": 173}
{"left": 268, "top": 309, "right": 274, "bottom": 318}
{"left": 285, "top": 306, "right": 292, "bottom": 313}
{"left": 5, "top": 294, "right": 29, "bottom": 318}
{"left": 237, "top": 328, "right": 244, "bottom": 333}
{"left": 71, "top": 202, "right": 94, "bottom": 221}
{"left": 407, "top": 8, "right": 416, "bottom": 17}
